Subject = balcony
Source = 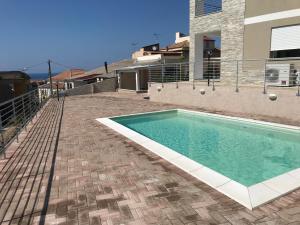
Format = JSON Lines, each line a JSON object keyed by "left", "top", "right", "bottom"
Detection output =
{"left": 195, "top": 0, "right": 222, "bottom": 17}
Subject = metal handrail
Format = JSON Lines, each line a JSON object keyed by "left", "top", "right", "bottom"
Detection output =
{"left": 0, "top": 89, "right": 38, "bottom": 108}
{"left": 195, "top": 0, "right": 222, "bottom": 17}
{"left": 147, "top": 59, "right": 300, "bottom": 96}
{"left": 0, "top": 88, "right": 53, "bottom": 157}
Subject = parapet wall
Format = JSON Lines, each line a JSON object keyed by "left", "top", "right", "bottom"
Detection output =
{"left": 149, "top": 82, "right": 300, "bottom": 123}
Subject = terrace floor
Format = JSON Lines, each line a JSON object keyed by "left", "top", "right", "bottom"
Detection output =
{"left": 1, "top": 92, "right": 300, "bottom": 225}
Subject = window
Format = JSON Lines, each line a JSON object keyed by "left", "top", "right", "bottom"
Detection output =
{"left": 270, "top": 25, "right": 300, "bottom": 58}
{"left": 270, "top": 49, "right": 300, "bottom": 58}
{"left": 195, "top": 0, "right": 222, "bottom": 17}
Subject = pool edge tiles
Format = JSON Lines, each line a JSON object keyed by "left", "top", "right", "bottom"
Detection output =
{"left": 96, "top": 109, "right": 300, "bottom": 210}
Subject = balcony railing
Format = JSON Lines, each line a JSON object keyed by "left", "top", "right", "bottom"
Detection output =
{"left": 0, "top": 88, "right": 51, "bottom": 156}
{"left": 147, "top": 59, "right": 300, "bottom": 95}
{"left": 195, "top": 0, "right": 222, "bottom": 17}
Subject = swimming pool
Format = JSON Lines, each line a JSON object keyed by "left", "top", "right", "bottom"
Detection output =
{"left": 97, "top": 109, "right": 300, "bottom": 209}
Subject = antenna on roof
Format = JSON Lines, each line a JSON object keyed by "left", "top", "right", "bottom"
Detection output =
{"left": 131, "top": 42, "right": 138, "bottom": 53}
{"left": 153, "top": 33, "right": 160, "bottom": 43}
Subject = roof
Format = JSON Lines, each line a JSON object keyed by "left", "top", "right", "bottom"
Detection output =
{"left": 0, "top": 71, "right": 31, "bottom": 80}
{"left": 94, "top": 72, "right": 116, "bottom": 79}
{"left": 82, "top": 60, "right": 134, "bottom": 78}
{"left": 52, "top": 69, "right": 85, "bottom": 81}
{"left": 163, "top": 40, "right": 190, "bottom": 50}
{"left": 161, "top": 36, "right": 214, "bottom": 51}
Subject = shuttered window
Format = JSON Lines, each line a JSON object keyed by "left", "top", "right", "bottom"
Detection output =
{"left": 271, "top": 25, "right": 300, "bottom": 51}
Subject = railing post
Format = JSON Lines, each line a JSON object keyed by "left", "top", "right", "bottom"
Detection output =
{"left": 56, "top": 82, "right": 60, "bottom": 101}
{"left": 29, "top": 92, "right": 33, "bottom": 122}
{"left": 235, "top": 60, "right": 239, "bottom": 93}
{"left": 193, "top": 78, "right": 195, "bottom": 90}
{"left": 180, "top": 63, "right": 182, "bottom": 82}
{"left": 263, "top": 60, "right": 267, "bottom": 94}
{"left": 148, "top": 67, "right": 151, "bottom": 87}
{"left": 48, "top": 59, "right": 53, "bottom": 96}
{"left": 15, "top": 99, "right": 19, "bottom": 143}
{"left": 0, "top": 112, "right": 5, "bottom": 157}
{"left": 35, "top": 90, "right": 38, "bottom": 117}
{"left": 21, "top": 96, "right": 27, "bottom": 131}
{"left": 12, "top": 99, "right": 16, "bottom": 122}
{"left": 40, "top": 89, "right": 43, "bottom": 109}
{"left": 207, "top": 59, "right": 211, "bottom": 87}
{"left": 11, "top": 97, "right": 19, "bottom": 144}
{"left": 161, "top": 64, "right": 164, "bottom": 88}
{"left": 296, "top": 73, "right": 300, "bottom": 97}
{"left": 192, "top": 61, "right": 196, "bottom": 90}
{"left": 176, "top": 64, "right": 179, "bottom": 89}
{"left": 212, "top": 61, "right": 215, "bottom": 91}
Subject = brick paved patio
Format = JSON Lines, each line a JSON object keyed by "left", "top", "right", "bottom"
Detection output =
{"left": 0, "top": 99, "right": 63, "bottom": 225}
{"left": 1, "top": 93, "right": 300, "bottom": 225}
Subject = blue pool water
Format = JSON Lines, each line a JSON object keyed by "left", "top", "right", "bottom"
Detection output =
{"left": 113, "top": 110, "right": 300, "bottom": 186}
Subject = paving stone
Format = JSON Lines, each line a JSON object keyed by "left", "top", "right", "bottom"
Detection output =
{"left": 1, "top": 93, "right": 300, "bottom": 224}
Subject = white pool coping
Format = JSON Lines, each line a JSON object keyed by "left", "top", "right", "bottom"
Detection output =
{"left": 96, "top": 109, "right": 300, "bottom": 210}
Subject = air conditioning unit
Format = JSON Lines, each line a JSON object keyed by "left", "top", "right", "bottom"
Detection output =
{"left": 265, "top": 64, "right": 295, "bottom": 87}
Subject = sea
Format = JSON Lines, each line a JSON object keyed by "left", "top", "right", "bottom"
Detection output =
{"left": 29, "top": 73, "right": 58, "bottom": 81}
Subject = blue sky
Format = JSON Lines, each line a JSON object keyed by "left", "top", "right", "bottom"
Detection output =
{"left": 0, "top": 0, "right": 189, "bottom": 73}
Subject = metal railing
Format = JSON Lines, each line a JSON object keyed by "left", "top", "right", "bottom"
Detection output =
{"left": 195, "top": 0, "right": 222, "bottom": 17}
{"left": 0, "top": 88, "right": 51, "bottom": 156}
{"left": 148, "top": 59, "right": 300, "bottom": 95}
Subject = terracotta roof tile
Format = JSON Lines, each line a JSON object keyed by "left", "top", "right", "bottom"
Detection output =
{"left": 52, "top": 69, "right": 85, "bottom": 81}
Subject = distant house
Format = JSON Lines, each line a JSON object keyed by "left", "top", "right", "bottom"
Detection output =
{"left": 51, "top": 69, "right": 86, "bottom": 90}
{"left": 64, "top": 60, "right": 134, "bottom": 90}
{"left": 38, "top": 82, "right": 65, "bottom": 100}
{"left": 82, "top": 60, "right": 134, "bottom": 81}
{"left": 116, "top": 32, "right": 195, "bottom": 92}
{"left": 0, "top": 71, "right": 31, "bottom": 104}
{"left": 55, "top": 60, "right": 134, "bottom": 92}
{"left": 52, "top": 69, "right": 85, "bottom": 82}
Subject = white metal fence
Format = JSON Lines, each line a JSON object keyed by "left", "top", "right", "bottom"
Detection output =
{"left": 148, "top": 59, "right": 300, "bottom": 95}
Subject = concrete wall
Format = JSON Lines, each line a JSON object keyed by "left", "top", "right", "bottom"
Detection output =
{"left": 243, "top": 0, "right": 300, "bottom": 60}
{"left": 244, "top": 17, "right": 300, "bottom": 60}
{"left": 245, "top": 0, "right": 300, "bottom": 18}
{"left": 65, "top": 78, "right": 117, "bottom": 96}
{"left": 149, "top": 82, "right": 300, "bottom": 122}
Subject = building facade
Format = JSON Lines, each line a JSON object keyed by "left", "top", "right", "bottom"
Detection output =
{"left": 190, "top": 0, "right": 300, "bottom": 82}
{"left": 0, "top": 71, "right": 31, "bottom": 104}
{"left": 244, "top": 0, "right": 300, "bottom": 60}
{"left": 117, "top": 34, "right": 193, "bottom": 92}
